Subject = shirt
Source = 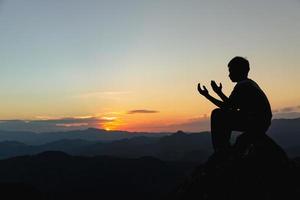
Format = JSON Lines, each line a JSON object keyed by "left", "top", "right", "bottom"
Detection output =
{"left": 228, "top": 78, "right": 272, "bottom": 122}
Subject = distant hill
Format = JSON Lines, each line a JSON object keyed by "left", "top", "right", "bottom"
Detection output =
{"left": 0, "top": 128, "right": 169, "bottom": 145}
{"left": 79, "top": 131, "right": 212, "bottom": 162}
{"left": 0, "top": 151, "right": 195, "bottom": 200}
{"left": 268, "top": 118, "right": 300, "bottom": 147}
{"left": 0, "top": 131, "right": 212, "bottom": 162}
{"left": 0, "top": 118, "right": 299, "bottom": 160}
{"left": 0, "top": 141, "right": 36, "bottom": 158}
{"left": 0, "top": 118, "right": 299, "bottom": 145}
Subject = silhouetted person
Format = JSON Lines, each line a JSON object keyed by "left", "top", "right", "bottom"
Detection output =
{"left": 197, "top": 57, "right": 272, "bottom": 160}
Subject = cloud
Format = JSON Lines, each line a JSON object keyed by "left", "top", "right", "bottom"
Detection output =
{"left": 280, "top": 106, "right": 297, "bottom": 113}
{"left": 160, "top": 116, "right": 210, "bottom": 132}
{"left": 274, "top": 105, "right": 300, "bottom": 113}
{"left": 129, "top": 115, "right": 210, "bottom": 132}
{"left": 161, "top": 118, "right": 210, "bottom": 132}
{"left": 273, "top": 112, "right": 300, "bottom": 119}
{"left": 272, "top": 105, "right": 300, "bottom": 119}
{"left": 127, "top": 110, "right": 159, "bottom": 114}
{"left": 0, "top": 117, "right": 112, "bottom": 125}
{"left": 0, "top": 117, "right": 115, "bottom": 132}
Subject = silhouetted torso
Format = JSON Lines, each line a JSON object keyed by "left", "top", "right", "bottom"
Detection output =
{"left": 228, "top": 78, "right": 272, "bottom": 122}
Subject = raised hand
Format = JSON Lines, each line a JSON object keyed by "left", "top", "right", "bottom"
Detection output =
{"left": 211, "top": 80, "right": 222, "bottom": 94}
{"left": 197, "top": 83, "right": 209, "bottom": 97}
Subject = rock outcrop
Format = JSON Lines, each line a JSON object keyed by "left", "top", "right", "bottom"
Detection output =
{"left": 171, "top": 134, "right": 299, "bottom": 200}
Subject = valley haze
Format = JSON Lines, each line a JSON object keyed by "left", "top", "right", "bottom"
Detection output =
{"left": 0, "top": 118, "right": 299, "bottom": 161}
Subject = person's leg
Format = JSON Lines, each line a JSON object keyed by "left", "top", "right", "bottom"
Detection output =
{"left": 210, "top": 108, "right": 232, "bottom": 153}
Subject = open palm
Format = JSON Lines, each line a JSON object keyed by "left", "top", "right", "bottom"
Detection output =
{"left": 197, "top": 83, "right": 209, "bottom": 97}
{"left": 211, "top": 80, "right": 222, "bottom": 94}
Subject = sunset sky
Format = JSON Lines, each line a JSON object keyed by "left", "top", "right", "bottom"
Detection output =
{"left": 0, "top": 0, "right": 299, "bottom": 132}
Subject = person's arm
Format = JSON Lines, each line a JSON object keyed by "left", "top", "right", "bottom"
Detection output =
{"left": 211, "top": 81, "right": 229, "bottom": 102}
{"left": 205, "top": 93, "right": 226, "bottom": 108}
{"left": 197, "top": 83, "right": 226, "bottom": 108}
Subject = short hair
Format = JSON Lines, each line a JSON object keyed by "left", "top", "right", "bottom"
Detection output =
{"left": 228, "top": 56, "right": 250, "bottom": 74}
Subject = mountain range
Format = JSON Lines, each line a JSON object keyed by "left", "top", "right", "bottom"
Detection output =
{"left": 0, "top": 118, "right": 299, "bottom": 160}
{"left": 0, "top": 131, "right": 212, "bottom": 162}
{"left": 0, "top": 118, "right": 299, "bottom": 200}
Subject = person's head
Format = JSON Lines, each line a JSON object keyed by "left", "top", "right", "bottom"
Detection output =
{"left": 227, "top": 56, "right": 250, "bottom": 82}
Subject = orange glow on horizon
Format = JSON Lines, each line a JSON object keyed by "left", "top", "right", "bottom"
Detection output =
{"left": 101, "top": 116, "right": 125, "bottom": 131}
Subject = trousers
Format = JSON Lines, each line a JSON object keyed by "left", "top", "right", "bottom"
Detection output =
{"left": 210, "top": 108, "right": 271, "bottom": 153}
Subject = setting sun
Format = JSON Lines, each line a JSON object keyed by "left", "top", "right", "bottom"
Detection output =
{"left": 101, "top": 116, "right": 126, "bottom": 131}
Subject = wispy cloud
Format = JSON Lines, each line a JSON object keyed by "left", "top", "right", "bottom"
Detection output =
{"left": 157, "top": 115, "right": 210, "bottom": 132}
{"left": 127, "top": 109, "right": 159, "bottom": 114}
{"left": 126, "top": 115, "right": 209, "bottom": 132}
{"left": 272, "top": 105, "right": 300, "bottom": 119}
{"left": 273, "top": 105, "right": 300, "bottom": 113}
{"left": 273, "top": 112, "right": 300, "bottom": 119}
{"left": 0, "top": 117, "right": 115, "bottom": 132}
